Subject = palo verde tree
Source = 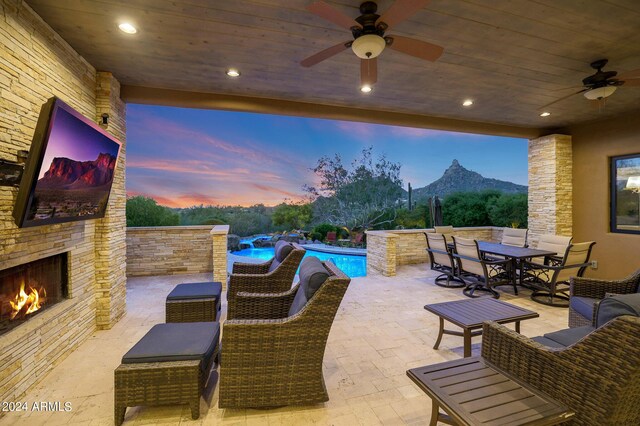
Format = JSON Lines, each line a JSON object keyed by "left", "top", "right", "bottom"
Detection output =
{"left": 304, "top": 147, "right": 403, "bottom": 230}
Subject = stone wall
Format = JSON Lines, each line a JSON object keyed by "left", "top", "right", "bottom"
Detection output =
{"left": 366, "top": 227, "right": 501, "bottom": 276}
{"left": 126, "top": 226, "right": 214, "bottom": 277}
{"left": 366, "top": 231, "right": 398, "bottom": 276}
{"left": 528, "top": 134, "right": 573, "bottom": 245}
{"left": 211, "top": 225, "right": 229, "bottom": 287}
{"left": 0, "top": 0, "right": 125, "bottom": 402}
{"left": 94, "top": 72, "right": 127, "bottom": 329}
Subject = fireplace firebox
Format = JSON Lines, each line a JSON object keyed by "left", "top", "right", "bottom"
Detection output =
{"left": 0, "top": 253, "right": 68, "bottom": 336}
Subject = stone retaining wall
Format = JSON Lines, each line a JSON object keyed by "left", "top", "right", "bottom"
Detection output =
{"left": 366, "top": 227, "right": 504, "bottom": 276}
{"left": 126, "top": 226, "right": 215, "bottom": 277}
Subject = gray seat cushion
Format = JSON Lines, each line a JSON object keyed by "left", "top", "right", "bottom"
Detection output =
{"left": 542, "top": 325, "right": 594, "bottom": 347}
{"left": 122, "top": 322, "right": 220, "bottom": 373}
{"left": 288, "top": 256, "right": 329, "bottom": 317}
{"left": 531, "top": 336, "right": 566, "bottom": 349}
{"left": 166, "top": 282, "right": 222, "bottom": 301}
{"left": 570, "top": 296, "right": 598, "bottom": 321}
{"left": 595, "top": 293, "right": 640, "bottom": 328}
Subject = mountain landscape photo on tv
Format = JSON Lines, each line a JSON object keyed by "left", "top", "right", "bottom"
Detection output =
{"left": 13, "top": 97, "right": 121, "bottom": 227}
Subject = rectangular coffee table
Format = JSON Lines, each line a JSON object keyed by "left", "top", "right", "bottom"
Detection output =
{"left": 424, "top": 298, "right": 539, "bottom": 357}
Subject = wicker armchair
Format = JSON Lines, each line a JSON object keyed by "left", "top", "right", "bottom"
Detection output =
{"left": 521, "top": 241, "right": 596, "bottom": 307}
{"left": 219, "top": 259, "right": 351, "bottom": 408}
{"left": 452, "top": 237, "right": 512, "bottom": 298}
{"left": 227, "top": 241, "right": 305, "bottom": 319}
{"left": 481, "top": 315, "right": 640, "bottom": 425}
{"left": 568, "top": 269, "right": 640, "bottom": 327}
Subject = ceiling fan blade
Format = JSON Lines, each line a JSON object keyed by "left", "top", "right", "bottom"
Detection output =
{"left": 300, "top": 41, "right": 350, "bottom": 67}
{"left": 387, "top": 35, "right": 443, "bottom": 62}
{"left": 307, "top": 1, "right": 360, "bottom": 30}
{"left": 378, "top": 0, "right": 431, "bottom": 30}
{"left": 361, "top": 58, "right": 378, "bottom": 86}
{"left": 539, "top": 89, "right": 588, "bottom": 110}
{"left": 617, "top": 68, "right": 640, "bottom": 80}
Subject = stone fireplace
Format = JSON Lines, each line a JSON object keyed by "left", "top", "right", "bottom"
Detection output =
{"left": 0, "top": 1, "right": 127, "bottom": 402}
{"left": 0, "top": 254, "right": 68, "bottom": 337}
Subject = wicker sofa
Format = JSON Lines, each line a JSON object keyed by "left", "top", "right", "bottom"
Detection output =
{"left": 219, "top": 257, "right": 351, "bottom": 408}
{"left": 482, "top": 307, "right": 640, "bottom": 425}
{"left": 568, "top": 268, "right": 640, "bottom": 327}
{"left": 227, "top": 240, "right": 305, "bottom": 319}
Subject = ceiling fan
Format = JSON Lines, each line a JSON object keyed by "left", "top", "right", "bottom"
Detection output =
{"left": 300, "top": 0, "right": 444, "bottom": 91}
{"left": 540, "top": 59, "right": 640, "bottom": 110}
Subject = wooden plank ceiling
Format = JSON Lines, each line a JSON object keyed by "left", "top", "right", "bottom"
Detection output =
{"left": 25, "top": 0, "right": 640, "bottom": 133}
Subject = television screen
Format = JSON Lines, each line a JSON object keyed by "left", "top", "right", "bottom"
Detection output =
{"left": 13, "top": 97, "right": 121, "bottom": 228}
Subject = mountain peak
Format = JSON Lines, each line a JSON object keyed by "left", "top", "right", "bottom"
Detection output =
{"left": 412, "top": 160, "right": 527, "bottom": 200}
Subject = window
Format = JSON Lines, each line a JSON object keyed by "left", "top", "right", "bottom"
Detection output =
{"left": 611, "top": 153, "right": 640, "bottom": 234}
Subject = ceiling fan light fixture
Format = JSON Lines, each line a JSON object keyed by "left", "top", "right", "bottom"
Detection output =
{"left": 584, "top": 86, "right": 616, "bottom": 100}
{"left": 360, "top": 84, "right": 373, "bottom": 93}
{"left": 352, "top": 34, "right": 386, "bottom": 59}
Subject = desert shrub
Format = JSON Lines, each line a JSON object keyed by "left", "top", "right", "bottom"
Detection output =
{"left": 126, "top": 196, "right": 179, "bottom": 227}
{"left": 312, "top": 223, "right": 337, "bottom": 240}
{"left": 309, "top": 231, "right": 322, "bottom": 241}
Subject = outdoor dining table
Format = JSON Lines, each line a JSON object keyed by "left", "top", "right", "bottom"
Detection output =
{"left": 446, "top": 241, "right": 558, "bottom": 293}
{"left": 476, "top": 242, "right": 558, "bottom": 292}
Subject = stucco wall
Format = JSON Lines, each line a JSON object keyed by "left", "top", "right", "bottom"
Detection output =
{"left": 569, "top": 111, "right": 640, "bottom": 279}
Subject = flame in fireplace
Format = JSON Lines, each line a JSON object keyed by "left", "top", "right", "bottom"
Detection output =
{"left": 9, "top": 281, "right": 47, "bottom": 320}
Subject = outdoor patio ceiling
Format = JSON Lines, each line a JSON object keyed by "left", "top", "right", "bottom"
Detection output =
{"left": 25, "top": 0, "right": 640, "bottom": 136}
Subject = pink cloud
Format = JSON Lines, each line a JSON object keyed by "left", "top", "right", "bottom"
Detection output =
{"left": 251, "top": 183, "right": 305, "bottom": 200}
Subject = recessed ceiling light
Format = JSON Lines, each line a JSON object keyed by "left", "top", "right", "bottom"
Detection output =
{"left": 226, "top": 69, "right": 241, "bottom": 77}
{"left": 360, "top": 84, "right": 372, "bottom": 93}
{"left": 462, "top": 99, "right": 473, "bottom": 107}
{"left": 118, "top": 23, "right": 137, "bottom": 34}
{"left": 540, "top": 111, "right": 551, "bottom": 117}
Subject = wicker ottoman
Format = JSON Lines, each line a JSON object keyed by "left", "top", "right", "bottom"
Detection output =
{"left": 166, "top": 282, "right": 222, "bottom": 323}
{"left": 114, "top": 322, "right": 220, "bottom": 425}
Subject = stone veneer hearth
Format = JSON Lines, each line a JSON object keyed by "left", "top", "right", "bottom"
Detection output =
{"left": 0, "top": 0, "right": 126, "bottom": 402}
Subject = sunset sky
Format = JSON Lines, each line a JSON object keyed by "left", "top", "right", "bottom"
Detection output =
{"left": 126, "top": 104, "right": 527, "bottom": 208}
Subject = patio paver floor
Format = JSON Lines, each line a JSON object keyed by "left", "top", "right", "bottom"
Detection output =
{"left": 4, "top": 264, "right": 567, "bottom": 425}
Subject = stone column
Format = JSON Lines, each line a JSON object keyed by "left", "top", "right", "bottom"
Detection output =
{"left": 94, "top": 72, "right": 127, "bottom": 329}
{"left": 211, "top": 225, "right": 229, "bottom": 287}
{"left": 365, "top": 231, "right": 398, "bottom": 276}
{"left": 528, "top": 134, "right": 573, "bottom": 245}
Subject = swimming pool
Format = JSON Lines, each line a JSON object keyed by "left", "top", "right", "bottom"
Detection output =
{"left": 233, "top": 247, "right": 366, "bottom": 277}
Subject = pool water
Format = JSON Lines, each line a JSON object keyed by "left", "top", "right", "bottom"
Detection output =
{"left": 233, "top": 247, "right": 366, "bottom": 277}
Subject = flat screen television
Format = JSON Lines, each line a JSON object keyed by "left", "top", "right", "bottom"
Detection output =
{"left": 13, "top": 97, "right": 121, "bottom": 228}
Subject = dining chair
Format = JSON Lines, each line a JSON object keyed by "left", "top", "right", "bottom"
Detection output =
{"left": 425, "top": 232, "right": 464, "bottom": 288}
{"left": 434, "top": 225, "right": 454, "bottom": 240}
{"left": 500, "top": 228, "right": 528, "bottom": 247}
{"left": 521, "top": 241, "right": 596, "bottom": 306}
{"left": 530, "top": 234, "right": 573, "bottom": 265}
{"left": 452, "top": 237, "right": 511, "bottom": 298}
